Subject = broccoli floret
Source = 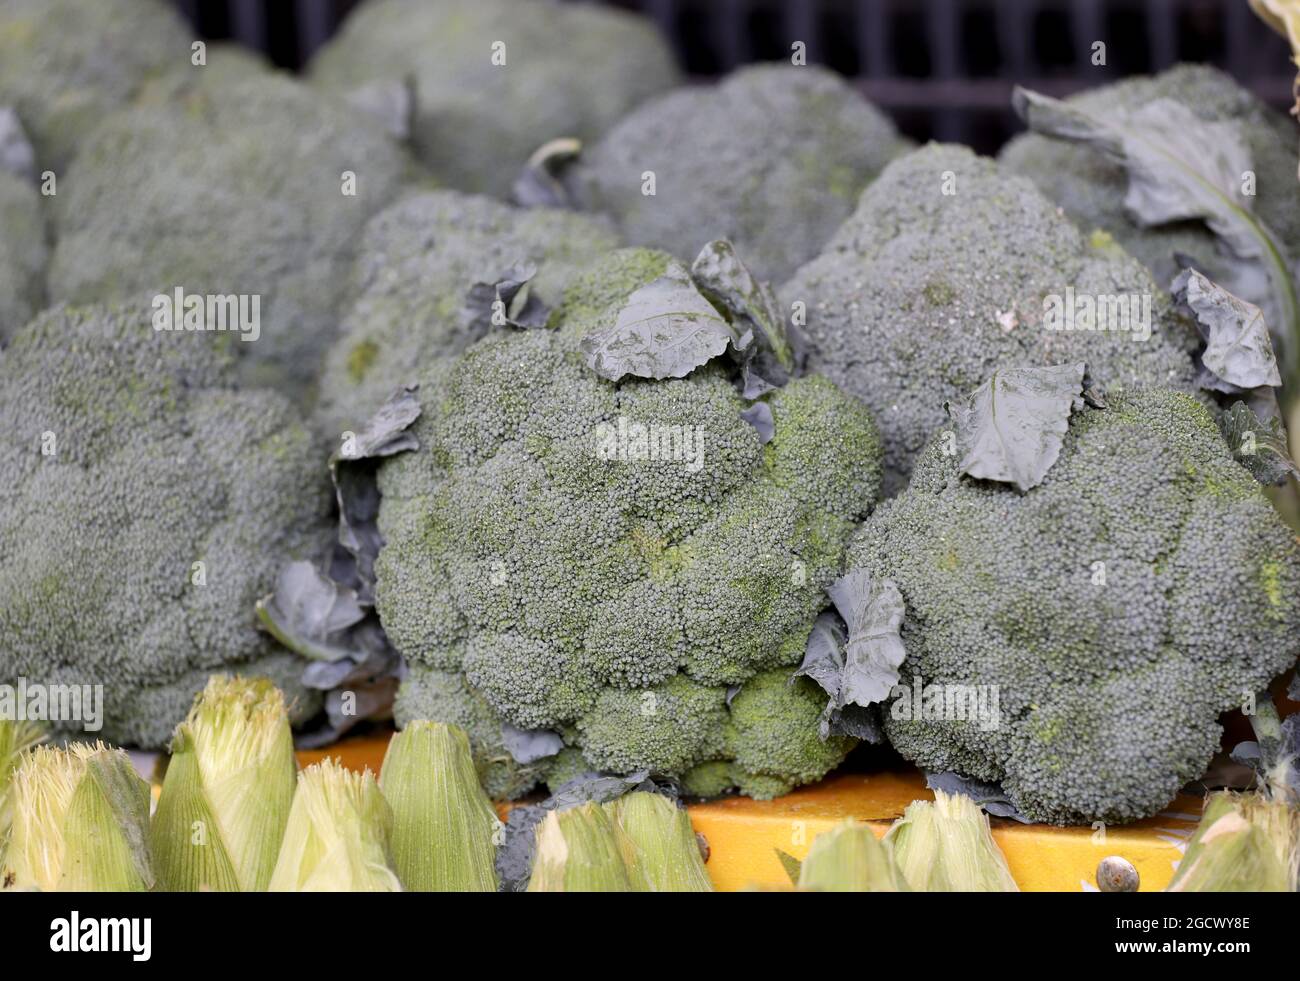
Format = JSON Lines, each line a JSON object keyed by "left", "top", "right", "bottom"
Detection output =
{"left": 679, "top": 760, "right": 735, "bottom": 799}
{"left": 316, "top": 190, "right": 622, "bottom": 435}
{"left": 308, "top": 0, "right": 679, "bottom": 197}
{"left": 45, "top": 72, "right": 419, "bottom": 396}
{"left": 725, "top": 670, "right": 855, "bottom": 800}
{"left": 1000, "top": 64, "right": 1300, "bottom": 298}
{"left": 567, "top": 64, "right": 909, "bottom": 283}
{"left": 846, "top": 388, "right": 1300, "bottom": 825}
{"left": 0, "top": 301, "right": 332, "bottom": 747}
{"left": 0, "top": 168, "right": 44, "bottom": 342}
{"left": 782, "top": 143, "right": 1201, "bottom": 492}
{"left": 0, "top": 0, "right": 192, "bottom": 170}
{"left": 380, "top": 247, "right": 884, "bottom": 796}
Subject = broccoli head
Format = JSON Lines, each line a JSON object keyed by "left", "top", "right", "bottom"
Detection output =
{"left": 0, "top": 0, "right": 192, "bottom": 170}
{"left": 0, "top": 301, "right": 331, "bottom": 746}
{"left": 846, "top": 387, "right": 1300, "bottom": 824}
{"left": 782, "top": 143, "right": 1200, "bottom": 492}
{"left": 308, "top": 0, "right": 680, "bottom": 197}
{"left": 1000, "top": 64, "right": 1300, "bottom": 301}
{"left": 316, "top": 190, "right": 622, "bottom": 436}
{"left": 45, "top": 72, "right": 418, "bottom": 396}
{"left": 0, "top": 167, "right": 44, "bottom": 342}
{"left": 567, "top": 64, "right": 910, "bottom": 283}
{"left": 377, "top": 247, "right": 884, "bottom": 797}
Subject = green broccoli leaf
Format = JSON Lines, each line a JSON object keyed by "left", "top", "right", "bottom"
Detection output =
{"left": 1012, "top": 87, "right": 1300, "bottom": 381}
{"left": 946, "top": 363, "right": 1085, "bottom": 492}
{"left": 580, "top": 260, "right": 742, "bottom": 381}
{"left": 691, "top": 239, "right": 793, "bottom": 373}
{"left": 774, "top": 848, "right": 803, "bottom": 887}
{"left": 255, "top": 561, "right": 366, "bottom": 662}
{"left": 512, "top": 137, "right": 582, "bottom": 209}
{"left": 1173, "top": 269, "right": 1282, "bottom": 391}
{"left": 460, "top": 262, "right": 551, "bottom": 338}
{"left": 1218, "top": 400, "right": 1300, "bottom": 485}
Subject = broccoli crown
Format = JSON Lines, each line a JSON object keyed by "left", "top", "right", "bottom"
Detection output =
{"left": 0, "top": 301, "right": 331, "bottom": 747}
{"left": 0, "top": 169, "right": 45, "bottom": 341}
{"left": 782, "top": 143, "right": 1200, "bottom": 492}
{"left": 308, "top": 0, "right": 680, "bottom": 197}
{"left": 45, "top": 73, "right": 419, "bottom": 396}
{"left": 846, "top": 388, "right": 1300, "bottom": 825}
{"left": 569, "top": 64, "right": 909, "bottom": 284}
{"left": 1000, "top": 64, "right": 1300, "bottom": 294}
{"left": 0, "top": 0, "right": 192, "bottom": 171}
{"left": 378, "top": 247, "right": 884, "bottom": 797}
{"left": 316, "top": 189, "right": 622, "bottom": 436}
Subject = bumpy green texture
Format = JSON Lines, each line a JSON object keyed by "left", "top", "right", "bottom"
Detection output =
{"left": 308, "top": 0, "right": 679, "bottom": 197}
{"left": 46, "top": 73, "right": 418, "bottom": 395}
{"left": 568, "top": 64, "right": 909, "bottom": 283}
{"left": 1000, "top": 64, "right": 1300, "bottom": 295}
{"left": 0, "top": 169, "right": 44, "bottom": 341}
{"left": 0, "top": 0, "right": 192, "bottom": 170}
{"left": 783, "top": 144, "right": 1200, "bottom": 492}
{"left": 846, "top": 389, "right": 1300, "bottom": 825}
{"left": 317, "top": 190, "right": 621, "bottom": 435}
{"left": 380, "top": 248, "right": 884, "bottom": 798}
{"left": 0, "top": 302, "right": 331, "bottom": 747}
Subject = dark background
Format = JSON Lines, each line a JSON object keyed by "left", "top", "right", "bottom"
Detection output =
{"left": 169, "top": 0, "right": 1297, "bottom": 153}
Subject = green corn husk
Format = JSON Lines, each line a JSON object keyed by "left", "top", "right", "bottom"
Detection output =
{"left": 2, "top": 742, "right": 153, "bottom": 892}
{"left": 528, "top": 801, "right": 634, "bottom": 892}
{"left": 152, "top": 675, "right": 296, "bottom": 892}
{"left": 269, "top": 759, "right": 401, "bottom": 892}
{"left": 379, "top": 720, "right": 499, "bottom": 891}
{"left": 798, "top": 819, "right": 910, "bottom": 892}
{"left": 884, "top": 790, "right": 1019, "bottom": 892}
{"left": 1, "top": 718, "right": 47, "bottom": 853}
{"left": 1166, "top": 792, "right": 1300, "bottom": 892}
{"left": 607, "top": 791, "right": 713, "bottom": 892}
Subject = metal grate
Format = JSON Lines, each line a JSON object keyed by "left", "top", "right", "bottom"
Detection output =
{"left": 174, "top": 0, "right": 1297, "bottom": 154}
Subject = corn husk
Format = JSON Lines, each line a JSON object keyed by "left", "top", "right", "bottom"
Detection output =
{"left": 151, "top": 675, "right": 296, "bottom": 891}
{"left": 608, "top": 792, "right": 713, "bottom": 892}
{"left": 1166, "top": 792, "right": 1300, "bottom": 892}
{"left": 2, "top": 742, "right": 153, "bottom": 891}
{"left": 1, "top": 719, "right": 46, "bottom": 853}
{"left": 798, "top": 819, "right": 910, "bottom": 892}
{"left": 884, "top": 790, "right": 1019, "bottom": 891}
{"left": 379, "top": 720, "right": 498, "bottom": 891}
{"left": 527, "top": 801, "right": 633, "bottom": 892}
{"left": 269, "top": 759, "right": 400, "bottom": 892}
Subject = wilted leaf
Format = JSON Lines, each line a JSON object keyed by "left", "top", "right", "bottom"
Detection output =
{"left": 512, "top": 137, "right": 582, "bottom": 209}
{"left": 923, "top": 772, "right": 1032, "bottom": 824}
{"left": 461, "top": 263, "right": 551, "bottom": 340}
{"left": 1218, "top": 400, "right": 1299, "bottom": 485}
{"left": 501, "top": 724, "right": 565, "bottom": 764}
{"left": 691, "top": 239, "right": 795, "bottom": 374}
{"left": 829, "top": 569, "right": 908, "bottom": 708}
{"left": 947, "top": 363, "right": 1085, "bottom": 492}
{"left": 739, "top": 402, "right": 774, "bottom": 443}
{"left": 1173, "top": 269, "right": 1282, "bottom": 391}
{"left": 581, "top": 260, "right": 742, "bottom": 381}
{"left": 1013, "top": 87, "right": 1300, "bottom": 381}
{"left": 255, "top": 561, "right": 366, "bottom": 662}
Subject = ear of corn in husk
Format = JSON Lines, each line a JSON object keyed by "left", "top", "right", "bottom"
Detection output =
{"left": 1, "top": 718, "right": 46, "bottom": 855}
{"left": 798, "top": 819, "right": 909, "bottom": 892}
{"left": 151, "top": 675, "right": 297, "bottom": 891}
{"left": 269, "top": 758, "right": 401, "bottom": 892}
{"left": 884, "top": 790, "right": 1019, "bottom": 891}
{"left": 527, "top": 800, "right": 634, "bottom": 892}
{"left": 1166, "top": 792, "right": 1300, "bottom": 892}
{"left": 607, "top": 791, "right": 712, "bottom": 892}
{"left": 379, "top": 720, "right": 499, "bottom": 891}
{"left": 2, "top": 742, "right": 153, "bottom": 891}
